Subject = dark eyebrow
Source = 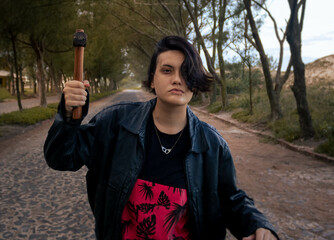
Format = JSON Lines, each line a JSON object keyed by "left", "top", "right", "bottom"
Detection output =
{"left": 161, "top": 64, "right": 174, "bottom": 68}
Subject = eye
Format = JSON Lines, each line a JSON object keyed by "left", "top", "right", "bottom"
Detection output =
{"left": 162, "top": 68, "right": 172, "bottom": 74}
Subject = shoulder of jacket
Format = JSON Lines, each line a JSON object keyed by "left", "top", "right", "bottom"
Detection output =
{"left": 92, "top": 101, "right": 144, "bottom": 121}
{"left": 199, "top": 120, "right": 228, "bottom": 146}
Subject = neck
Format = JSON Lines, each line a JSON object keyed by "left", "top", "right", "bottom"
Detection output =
{"left": 152, "top": 99, "right": 188, "bottom": 134}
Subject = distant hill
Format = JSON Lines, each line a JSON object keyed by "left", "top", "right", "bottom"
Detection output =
{"left": 286, "top": 54, "right": 334, "bottom": 87}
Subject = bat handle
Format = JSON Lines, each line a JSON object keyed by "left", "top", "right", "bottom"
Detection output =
{"left": 72, "top": 30, "right": 85, "bottom": 119}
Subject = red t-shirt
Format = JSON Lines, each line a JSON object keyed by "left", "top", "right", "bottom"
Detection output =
{"left": 121, "top": 179, "right": 190, "bottom": 240}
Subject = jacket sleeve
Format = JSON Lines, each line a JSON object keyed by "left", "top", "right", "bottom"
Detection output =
{"left": 43, "top": 93, "right": 96, "bottom": 171}
{"left": 219, "top": 141, "right": 280, "bottom": 240}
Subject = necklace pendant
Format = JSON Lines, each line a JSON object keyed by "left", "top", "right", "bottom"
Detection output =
{"left": 161, "top": 146, "right": 171, "bottom": 154}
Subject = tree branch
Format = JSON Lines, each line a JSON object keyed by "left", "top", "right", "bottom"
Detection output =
{"left": 299, "top": 0, "right": 306, "bottom": 31}
{"left": 116, "top": 0, "right": 171, "bottom": 35}
{"left": 252, "top": 0, "right": 282, "bottom": 42}
{"left": 158, "top": 0, "right": 181, "bottom": 35}
{"left": 110, "top": 11, "right": 159, "bottom": 43}
{"left": 131, "top": 41, "right": 151, "bottom": 60}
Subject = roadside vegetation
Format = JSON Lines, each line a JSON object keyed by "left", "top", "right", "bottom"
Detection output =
{"left": 204, "top": 63, "right": 334, "bottom": 157}
{"left": 0, "top": 90, "right": 117, "bottom": 126}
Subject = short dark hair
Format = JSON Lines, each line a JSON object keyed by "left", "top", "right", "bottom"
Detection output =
{"left": 142, "top": 35, "right": 212, "bottom": 94}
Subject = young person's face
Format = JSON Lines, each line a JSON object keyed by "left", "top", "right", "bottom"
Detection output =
{"left": 151, "top": 50, "right": 193, "bottom": 107}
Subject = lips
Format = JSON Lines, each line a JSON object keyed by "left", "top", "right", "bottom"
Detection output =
{"left": 169, "top": 88, "right": 184, "bottom": 94}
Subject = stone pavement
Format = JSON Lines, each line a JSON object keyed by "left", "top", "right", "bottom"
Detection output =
{"left": 0, "top": 91, "right": 152, "bottom": 240}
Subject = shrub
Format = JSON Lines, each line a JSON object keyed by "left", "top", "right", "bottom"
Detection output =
{"left": 0, "top": 90, "right": 116, "bottom": 126}
{"left": 267, "top": 118, "right": 300, "bottom": 142}
{"left": 0, "top": 88, "right": 13, "bottom": 102}
{"left": 89, "top": 90, "right": 117, "bottom": 102}
{"left": 0, "top": 103, "right": 58, "bottom": 125}
{"left": 208, "top": 101, "right": 222, "bottom": 113}
{"left": 315, "top": 138, "right": 334, "bottom": 157}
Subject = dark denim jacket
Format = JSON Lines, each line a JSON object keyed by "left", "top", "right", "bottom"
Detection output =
{"left": 44, "top": 97, "right": 278, "bottom": 240}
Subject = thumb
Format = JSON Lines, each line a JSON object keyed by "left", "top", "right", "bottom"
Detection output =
{"left": 242, "top": 234, "right": 255, "bottom": 240}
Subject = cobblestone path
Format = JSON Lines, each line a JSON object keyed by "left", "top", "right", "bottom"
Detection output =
{"left": 0, "top": 90, "right": 152, "bottom": 240}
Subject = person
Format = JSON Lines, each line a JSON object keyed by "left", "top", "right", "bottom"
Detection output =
{"left": 44, "top": 35, "right": 279, "bottom": 240}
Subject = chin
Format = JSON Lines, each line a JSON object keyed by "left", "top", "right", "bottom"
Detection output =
{"left": 168, "top": 97, "right": 192, "bottom": 106}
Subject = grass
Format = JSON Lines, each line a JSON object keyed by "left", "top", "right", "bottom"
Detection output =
{"left": 0, "top": 90, "right": 117, "bottom": 126}
{"left": 208, "top": 101, "right": 222, "bottom": 113}
{"left": 0, "top": 103, "right": 58, "bottom": 125}
{"left": 89, "top": 90, "right": 118, "bottom": 102}
{"left": 315, "top": 139, "right": 334, "bottom": 157}
{"left": 212, "top": 85, "right": 334, "bottom": 157}
{"left": 0, "top": 88, "right": 14, "bottom": 101}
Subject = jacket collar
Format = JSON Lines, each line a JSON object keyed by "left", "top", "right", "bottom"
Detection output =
{"left": 121, "top": 98, "right": 209, "bottom": 153}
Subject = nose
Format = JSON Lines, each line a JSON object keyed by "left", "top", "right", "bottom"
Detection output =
{"left": 172, "top": 72, "right": 182, "bottom": 85}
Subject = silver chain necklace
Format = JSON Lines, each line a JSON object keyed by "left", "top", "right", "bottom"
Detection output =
{"left": 154, "top": 125, "right": 184, "bottom": 154}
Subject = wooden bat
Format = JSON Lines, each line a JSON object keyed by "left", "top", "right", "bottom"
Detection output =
{"left": 72, "top": 29, "right": 87, "bottom": 119}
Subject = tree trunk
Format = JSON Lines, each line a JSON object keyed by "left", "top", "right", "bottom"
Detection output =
{"left": 286, "top": 0, "right": 314, "bottom": 138}
{"left": 19, "top": 66, "right": 24, "bottom": 96}
{"left": 10, "top": 31, "right": 23, "bottom": 111}
{"left": 210, "top": 0, "right": 218, "bottom": 104}
{"left": 217, "top": 0, "right": 228, "bottom": 109}
{"left": 10, "top": 65, "right": 15, "bottom": 95}
{"left": 183, "top": 0, "right": 223, "bottom": 105}
{"left": 31, "top": 38, "right": 47, "bottom": 107}
{"left": 248, "top": 63, "right": 253, "bottom": 114}
{"left": 210, "top": 81, "right": 217, "bottom": 103}
{"left": 243, "top": 0, "right": 282, "bottom": 120}
{"left": 33, "top": 79, "right": 37, "bottom": 94}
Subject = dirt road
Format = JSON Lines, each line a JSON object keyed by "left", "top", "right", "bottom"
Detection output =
{"left": 0, "top": 90, "right": 333, "bottom": 240}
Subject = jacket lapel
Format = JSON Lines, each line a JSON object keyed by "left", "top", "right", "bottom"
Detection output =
{"left": 120, "top": 98, "right": 209, "bottom": 154}
{"left": 187, "top": 106, "right": 209, "bottom": 153}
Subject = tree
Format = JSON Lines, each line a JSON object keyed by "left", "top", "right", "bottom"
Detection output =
{"left": 17, "top": 0, "right": 76, "bottom": 107}
{"left": 230, "top": 11, "right": 258, "bottom": 114}
{"left": 217, "top": 0, "right": 229, "bottom": 108}
{"left": 243, "top": 0, "right": 292, "bottom": 120}
{"left": 183, "top": 0, "right": 222, "bottom": 104}
{"left": 286, "top": 0, "right": 314, "bottom": 138}
{"left": 0, "top": 0, "right": 27, "bottom": 110}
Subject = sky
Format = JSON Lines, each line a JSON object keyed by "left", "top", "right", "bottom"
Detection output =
{"left": 260, "top": 0, "right": 334, "bottom": 69}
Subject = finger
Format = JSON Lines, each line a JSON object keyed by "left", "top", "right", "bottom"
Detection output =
{"left": 242, "top": 234, "right": 255, "bottom": 240}
{"left": 66, "top": 80, "right": 85, "bottom": 89}
{"left": 64, "top": 88, "right": 87, "bottom": 97}
{"left": 65, "top": 94, "right": 87, "bottom": 101}
{"left": 255, "top": 228, "right": 267, "bottom": 240}
{"left": 264, "top": 230, "right": 277, "bottom": 240}
{"left": 65, "top": 100, "right": 86, "bottom": 108}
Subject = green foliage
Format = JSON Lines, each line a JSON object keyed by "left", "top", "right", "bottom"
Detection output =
{"left": 226, "top": 78, "right": 247, "bottom": 94}
{"left": 0, "top": 103, "right": 58, "bottom": 125}
{"left": 0, "top": 90, "right": 117, "bottom": 126}
{"left": 208, "top": 101, "right": 222, "bottom": 113}
{"left": 89, "top": 90, "right": 118, "bottom": 102}
{"left": 0, "top": 88, "right": 13, "bottom": 101}
{"left": 267, "top": 117, "right": 301, "bottom": 142}
{"left": 225, "top": 65, "right": 263, "bottom": 94}
{"left": 225, "top": 84, "right": 334, "bottom": 157}
{"left": 315, "top": 139, "right": 334, "bottom": 157}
